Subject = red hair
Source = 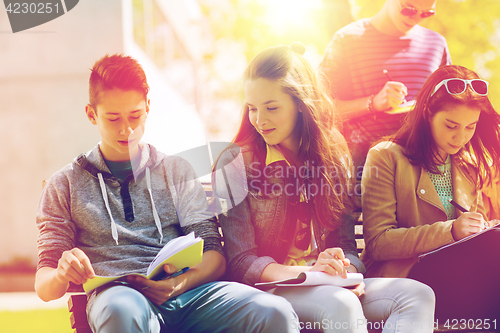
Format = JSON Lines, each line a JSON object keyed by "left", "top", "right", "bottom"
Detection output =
{"left": 89, "top": 54, "right": 149, "bottom": 109}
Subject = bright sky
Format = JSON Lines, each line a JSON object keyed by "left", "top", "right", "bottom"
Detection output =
{"left": 258, "top": 0, "right": 323, "bottom": 35}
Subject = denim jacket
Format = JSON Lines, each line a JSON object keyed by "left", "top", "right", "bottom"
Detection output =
{"left": 214, "top": 145, "right": 364, "bottom": 286}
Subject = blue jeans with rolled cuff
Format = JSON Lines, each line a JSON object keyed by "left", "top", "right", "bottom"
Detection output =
{"left": 87, "top": 281, "right": 299, "bottom": 333}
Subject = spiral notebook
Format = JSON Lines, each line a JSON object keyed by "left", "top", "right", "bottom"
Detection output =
{"left": 418, "top": 224, "right": 500, "bottom": 260}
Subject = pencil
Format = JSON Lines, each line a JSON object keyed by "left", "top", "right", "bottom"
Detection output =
{"left": 382, "top": 69, "right": 393, "bottom": 81}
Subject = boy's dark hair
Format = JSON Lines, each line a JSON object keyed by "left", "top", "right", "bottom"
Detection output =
{"left": 89, "top": 54, "right": 150, "bottom": 109}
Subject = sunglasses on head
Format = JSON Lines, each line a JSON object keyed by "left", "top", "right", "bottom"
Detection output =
{"left": 431, "top": 78, "right": 489, "bottom": 97}
{"left": 399, "top": 2, "right": 436, "bottom": 18}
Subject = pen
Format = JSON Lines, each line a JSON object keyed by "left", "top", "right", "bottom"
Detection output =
{"left": 153, "top": 266, "right": 190, "bottom": 281}
{"left": 383, "top": 69, "right": 407, "bottom": 104}
{"left": 448, "top": 199, "right": 468, "bottom": 213}
{"left": 167, "top": 266, "right": 190, "bottom": 279}
{"left": 448, "top": 199, "right": 488, "bottom": 229}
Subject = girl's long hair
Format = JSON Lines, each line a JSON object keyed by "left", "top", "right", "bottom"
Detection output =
{"left": 233, "top": 42, "right": 352, "bottom": 230}
{"left": 392, "top": 65, "right": 500, "bottom": 187}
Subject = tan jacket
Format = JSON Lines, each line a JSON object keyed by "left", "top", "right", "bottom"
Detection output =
{"left": 360, "top": 141, "right": 485, "bottom": 278}
{"left": 482, "top": 168, "right": 500, "bottom": 220}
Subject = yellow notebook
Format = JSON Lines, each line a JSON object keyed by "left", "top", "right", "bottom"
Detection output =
{"left": 385, "top": 100, "right": 416, "bottom": 115}
{"left": 83, "top": 232, "right": 204, "bottom": 292}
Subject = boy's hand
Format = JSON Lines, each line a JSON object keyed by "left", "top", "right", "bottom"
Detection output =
{"left": 128, "top": 264, "right": 188, "bottom": 305}
{"left": 56, "top": 248, "right": 95, "bottom": 285}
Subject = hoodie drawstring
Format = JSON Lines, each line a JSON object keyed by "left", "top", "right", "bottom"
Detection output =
{"left": 146, "top": 167, "right": 163, "bottom": 244}
{"left": 97, "top": 169, "right": 164, "bottom": 245}
{"left": 98, "top": 173, "right": 119, "bottom": 245}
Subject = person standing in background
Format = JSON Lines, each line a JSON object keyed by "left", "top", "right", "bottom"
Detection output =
{"left": 319, "top": 0, "right": 451, "bottom": 207}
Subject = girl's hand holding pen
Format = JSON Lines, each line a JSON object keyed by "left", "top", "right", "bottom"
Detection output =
{"left": 449, "top": 199, "right": 489, "bottom": 240}
{"left": 311, "top": 247, "right": 365, "bottom": 297}
{"left": 451, "top": 212, "right": 487, "bottom": 241}
{"left": 311, "top": 247, "right": 350, "bottom": 278}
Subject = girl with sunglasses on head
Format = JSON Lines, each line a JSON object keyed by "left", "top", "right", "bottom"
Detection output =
{"left": 213, "top": 42, "right": 436, "bottom": 333}
{"left": 361, "top": 65, "right": 500, "bottom": 323}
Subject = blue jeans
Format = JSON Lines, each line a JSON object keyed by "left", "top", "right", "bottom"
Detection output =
{"left": 87, "top": 281, "right": 299, "bottom": 333}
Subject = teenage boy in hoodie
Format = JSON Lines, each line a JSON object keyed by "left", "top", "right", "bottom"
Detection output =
{"left": 35, "top": 54, "right": 298, "bottom": 333}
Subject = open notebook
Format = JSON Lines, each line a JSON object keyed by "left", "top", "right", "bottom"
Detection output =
{"left": 255, "top": 271, "right": 363, "bottom": 288}
{"left": 83, "top": 232, "right": 203, "bottom": 292}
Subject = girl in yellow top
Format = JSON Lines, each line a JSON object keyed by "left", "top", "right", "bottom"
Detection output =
{"left": 215, "top": 42, "right": 436, "bottom": 333}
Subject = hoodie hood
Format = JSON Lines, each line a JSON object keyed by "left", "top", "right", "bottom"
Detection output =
{"left": 75, "top": 142, "right": 164, "bottom": 179}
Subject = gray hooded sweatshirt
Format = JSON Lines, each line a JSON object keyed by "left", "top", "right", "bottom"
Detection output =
{"left": 36, "top": 143, "right": 222, "bottom": 278}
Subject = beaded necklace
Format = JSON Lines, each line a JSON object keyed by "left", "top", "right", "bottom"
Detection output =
{"left": 427, "top": 155, "right": 456, "bottom": 219}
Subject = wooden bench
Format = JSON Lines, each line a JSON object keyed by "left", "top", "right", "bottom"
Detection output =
{"left": 354, "top": 212, "right": 364, "bottom": 254}
{"left": 67, "top": 288, "right": 91, "bottom": 333}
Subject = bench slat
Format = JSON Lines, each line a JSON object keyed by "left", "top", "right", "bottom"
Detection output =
{"left": 73, "top": 327, "right": 93, "bottom": 333}
{"left": 68, "top": 293, "right": 87, "bottom": 312}
{"left": 70, "top": 309, "right": 90, "bottom": 329}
